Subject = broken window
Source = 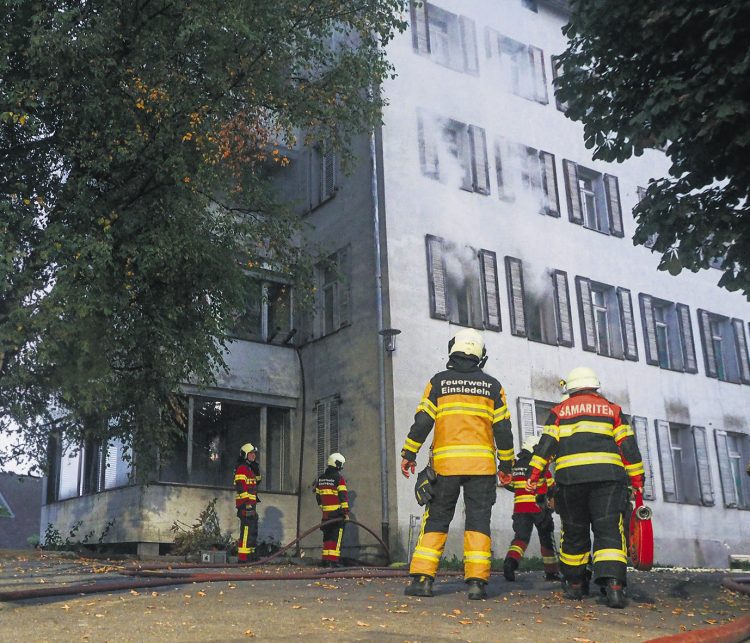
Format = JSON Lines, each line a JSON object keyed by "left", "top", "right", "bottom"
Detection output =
{"left": 639, "top": 294, "right": 698, "bottom": 373}
{"left": 426, "top": 235, "right": 501, "bottom": 330}
{"left": 410, "top": 1, "right": 478, "bottom": 74}
{"left": 485, "top": 30, "right": 547, "bottom": 104}
{"left": 563, "top": 160, "right": 624, "bottom": 237}
{"left": 656, "top": 421, "right": 714, "bottom": 506}
{"left": 697, "top": 310, "right": 750, "bottom": 384}
{"left": 575, "top": 277, "right": 638, "bottom": 360}
{"left": 715, "top": 431, "right": 750, "bottom": 509}
{"left": 505, "top": 257, "right": 574, "bottom": 347}
{"left": 495, "top": 139, "right": 560, "bottom": 216}
{"left": 418, "top": 110, "right": 490, "bottom": 195}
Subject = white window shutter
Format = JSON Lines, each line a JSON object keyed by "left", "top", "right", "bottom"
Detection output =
{"left": 552, "top": 270, "right": 574, "bottom": 347}
{"left": 529, "top": 46, "right": 548, "bottom": 104}
{"left": 714, "top": 430, "right": 738, "bottom": 508}
{"left": 617, "top": 287, "right": 639, "bottom": 361}
{"left": 479, "top": 250, "right": 501, "bottom": 331}
{"left": 697, "top": 309, "right": 718, "bottom": 378}
{"left": 550, "top": 54, "right": 566, "bottom": 112}
{"left": 692, "top": 426, "right": 714, "bottom": 506}
{"left": 632, "top": 416, "right": 655, "bottom": 501}
{"left": 495, "top": 138, "right": 514, "bottom": 202}
{"left": 459, "top": 16, "right": 478, "bottom": 73}
{"left": 604, "top": 174, "right": 624, "bottom": 237}
{"left": 539, "top": 151, "right": 559, "bottom": 217}
{"left": 426, "top": 235, "right": 448, "bottom": 320}
{"left": 563, "top": 159, "right": 583, "bottom": 224}
{"left": 505, "top": 256, "right": 526, "bottom": 337}
{"left": 468, "top": 125, "right": 490, "bottom": 195}
{"left": 639, "top": 294, "right": 659, "bottom": 366}
{"left": 517, "top": 397, "right": 537, "bottom": 449}
{"left": 575, "top": 276, "right": 597, "bottom": 352}
{"left": 410, "top": 0, "right": 430, "bottom": 53}
{"left": 329, "top": 398, "right": 339, "bottom": 455}
{"left": 321, "top": 147, "right": 335, "bottom": 200}
{"left": 655, "top": 419, "right": 676, "bottom": 498}
{"left": 417, "top": 112, "right": 439, "bottom": 180}
{"left": 732, "top": 319, "right": 750, "bottom": 384}
{"left": 677, "top": 304, "right": 698, "bottom": 373}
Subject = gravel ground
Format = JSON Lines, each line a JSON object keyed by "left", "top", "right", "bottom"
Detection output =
{"left": 1, "top": 550, "right": 748, "bottom": 642}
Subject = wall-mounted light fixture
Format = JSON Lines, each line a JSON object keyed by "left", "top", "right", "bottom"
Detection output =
{"left": 379, "top": 328, "right": 402, "bottom": 353}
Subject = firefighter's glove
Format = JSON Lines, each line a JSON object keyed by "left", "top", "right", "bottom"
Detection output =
{"left": 401, "top": 453, "right": 417, "bottom": 479}
{"left": 630, "top": 474, "right": 644, "bottom": 493}
{"left": 524, "top": 472, "right": 540, "bottom": 494}
{"left": 414, "top": 466, "right": 437, "bottom": 506}
{"left": 497, "top": 471, "right": 512, "bottom": 487}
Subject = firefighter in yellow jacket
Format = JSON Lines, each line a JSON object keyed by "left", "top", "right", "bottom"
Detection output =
{"left": 400, "top": 329, "right": 514, "bottom": 600}
{"left": 525, "top": 367, "right": 644, "bottom": 608}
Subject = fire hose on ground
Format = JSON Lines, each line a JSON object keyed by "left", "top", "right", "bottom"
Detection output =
{"left": 0, "top": 517, "right": 412, "bottom": 602}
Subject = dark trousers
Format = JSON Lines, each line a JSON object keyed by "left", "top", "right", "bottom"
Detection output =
{"left": 410, "top": 475, "right": 496, "bottom": 581}
{"left": 238, "top": 512, "right": 258, "bottom": 561}
{"left": 505, "top": 510, "right": 559, "bottom": 574}
{"left": 321, "top": 517, "right": 346, "bottom": 562}
{"left": 556, "top": 480, "right": 628, "bottom": 584}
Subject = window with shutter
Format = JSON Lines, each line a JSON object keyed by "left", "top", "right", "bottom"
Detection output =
{"left": 636, "top": 186, "right": 658, "bottom": 249}
{"left": 639, "top": 294, "right": 660, "bottom": 366}
{"left": 617, "top": 287, "right": 638, "bottom": 361}
{"left": 479, "top": 250, "right": 501, "bottom": 331}
{"left": 495, "top": 138, "right": 514, "bottom": 202}
{"left": 563, "top": 159, "right": 583, "bottom": 224}
{"left": 316, "top": 396, "right": 340, "bottom": 474}
{"left": 553, "top": 270, "right": 574, "bottom": 347}
{"left": 426, "top": 236, "right": 485, "bottom": 328}
{"left": 692, "top": 426, "right": 714, "bottom": 506}
{"left": 732, "top": 319, "right": 750, "bottom": 384}
{"left": 417, "top": 111, "right": 439, "bottom": 180}
{"left": 575, "top": 276, "right": 597, "bottom": 352}
{"left": 699, "top": 309, "right": 744, "bottom": 382}
{"left": 655, "top": 419, "right": 676, "bottom": 500}
{"left": 631, "top": 416, "right": 656, "bottom": 500}
{"left": 320, "top": 147, "right": 336, "bottom": 201}
{"left": 529, "top": 46, "right": 548, "bottom": 104}
{"left": 505, "top": 256, "right": 526, "bottom": 337}
{"left": 317, "top": 247, "right": 351, "bottom": 336}
{"left": 517, "top": 397, "right": 537, "bottom": 449}
{"left": 550, "top": 54, "right": 567, "bottom": 112}
{"left": 489, "top": 31, "right": 548, "bottom": 104}
{"left": 604, "top": 174, "right": 624, "bottom": 237}
{"left": 411, "top": 2, "right": 478, "bottom": 74}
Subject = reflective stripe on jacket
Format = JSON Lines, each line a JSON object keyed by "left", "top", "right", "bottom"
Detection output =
{"left": 234, "top": 463, "right": 258, "bottom": 508}
{"left": 314, "top": 466, "right": 349, "bottom": 516}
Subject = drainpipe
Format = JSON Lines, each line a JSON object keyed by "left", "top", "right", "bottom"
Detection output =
{"left": 370, "top": 127, "right": 390, "bottom": 548}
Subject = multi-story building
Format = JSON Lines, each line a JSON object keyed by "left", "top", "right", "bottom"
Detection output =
{"left": 42, "top": 0, "right": 750, "bottom": 567}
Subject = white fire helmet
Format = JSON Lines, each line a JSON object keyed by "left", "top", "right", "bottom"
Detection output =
{"left": 328, "top": 453, "right": 346, "bottom": 469}
{"left": 448, "top": 328, "right": 486, "bottom": 361}
{"left": 240, "top": 443, "right": 257, "bottom": 459}
{"left": 563, "top": 367, "right": 601, "bottom": 393}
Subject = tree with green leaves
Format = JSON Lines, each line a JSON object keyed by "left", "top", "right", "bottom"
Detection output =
{"left": 555, "top": 1, "right": 750, "bottom": 299}
{"left": 0, "top": 0, "right": 407, "bottom": 472}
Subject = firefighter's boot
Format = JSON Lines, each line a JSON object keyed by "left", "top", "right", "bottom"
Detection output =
{"left": 503, "top": 558, "right": 517, "bottom": 582}
{"left": 604, "top": 578, "right": 626, "bottom": 609}
{"left": 467, "top": 579, "right": 487, "bottom": 600}
{"left": 404, "top": 574, "right": 434, "bottom": 597}
{"left": 563, "top": 579, "right": 583, "bottom": 601}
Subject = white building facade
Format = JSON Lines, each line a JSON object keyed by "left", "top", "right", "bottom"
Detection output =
{"left": 42, "top": 0, "right": 750, "bottom": 568}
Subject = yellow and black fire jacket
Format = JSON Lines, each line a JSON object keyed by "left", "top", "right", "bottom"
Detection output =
{"left": 529, "top": 390, "right": 644, "bottom": 485}
{"left": 400, "top": 355, "right": 514, "bottom": 476}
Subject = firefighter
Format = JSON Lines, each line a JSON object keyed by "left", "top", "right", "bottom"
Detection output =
{"left": 234, "top": 442, "right": 261, "bottom": 563}
{"left": 525, "top": 367, "right": 644, "bottom": 608}
{"left": 314, "top": 453, "right": 349, "bottom": 567}
{"left": 400, "top": 328, "right": 514, "bottom": 600}
{"left": 502, "top": 435, "right": 560, "bottom": 582}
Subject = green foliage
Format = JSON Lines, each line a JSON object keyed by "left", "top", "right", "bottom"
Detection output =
{"left": 555, "top": 1, "right": 750, "bottom": 298}
{"left": 170, "top": 498, "right": 234, "bottom": 555}
{"left": 39, "top": 518, "right": 115, "bottom": 551}
{"left": 0, "top": 0, "right": 408, "bottom": 471}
